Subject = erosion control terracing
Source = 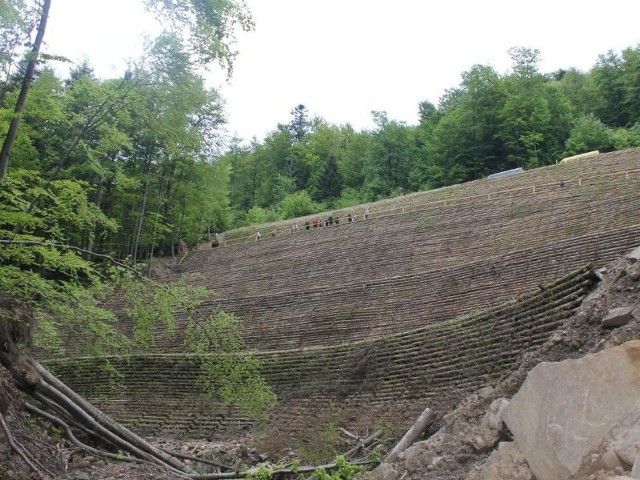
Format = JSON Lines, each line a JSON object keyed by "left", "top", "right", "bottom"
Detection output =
{"left": 45, "top": 149, "right": 640, "bottom": 454}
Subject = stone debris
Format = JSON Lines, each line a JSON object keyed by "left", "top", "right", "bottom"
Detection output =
{"left": 466, "top": 442, "right": 534, "bottom": 480}
{"left": 362, "top": 245, "right": 640, "bottom": 480}
{"left": 602, "top": 306, "right": 636, "bottom": 327}
{"left": 503, "top": 341, "right": 640, "bottom": 480}
{"left": 626, "top": 245, "right": 640, "bottom": 263}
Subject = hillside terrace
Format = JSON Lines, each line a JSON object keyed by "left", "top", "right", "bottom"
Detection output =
{"left": 45, "top": 148, "right": 640, "bottom": 445}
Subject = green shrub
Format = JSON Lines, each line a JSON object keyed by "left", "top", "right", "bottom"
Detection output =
{"left": 280, "top": 191, "right": 323, "bottom": 218}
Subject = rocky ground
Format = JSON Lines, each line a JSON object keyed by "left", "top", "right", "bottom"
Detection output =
{"left": 364, "top": 245, "right": 640, "bottom": 480}
{"left": 1, "top": 246, "right": 639, "bottom": 479}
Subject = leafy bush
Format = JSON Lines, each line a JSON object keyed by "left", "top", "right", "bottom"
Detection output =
{"left": 563, "top": 114, "right": 614, "bottom": 156}
{"left": 242, "top": 206, "right": 282, "bottom": 226}
{"left": 333, "top": 187, "right": 368, "bottom": 209}
{"left": 612, "top": 122, "right": 640, "bottom": 150}
{"left": 310, "top": 456, "right": 365, "bottom": 479}
{"left": 280, "top": 191, "right": 323, "bottom": 218}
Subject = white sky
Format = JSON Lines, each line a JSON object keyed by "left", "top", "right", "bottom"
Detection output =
{"left": 45, "top": 0, "right": 640, "bottom": 143}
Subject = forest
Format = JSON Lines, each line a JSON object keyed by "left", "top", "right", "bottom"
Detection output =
{"left": 1, "top": 2, "right": 640, "bottom": 262}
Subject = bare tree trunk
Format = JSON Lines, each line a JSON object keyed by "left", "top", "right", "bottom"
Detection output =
{"left": 0, "top": 0, "right": 51, "bottom": 179}
{"left": 87, "top": 176, "right": 104, "bottom": 254}
{"left": 385, "top": 406, "right": 435, "bottom": 462}
{"left": 32, "top": 362, "right": 192, "bottom": 473}
{"left": 131, "top": 161, "right": 151, "bottom": 265}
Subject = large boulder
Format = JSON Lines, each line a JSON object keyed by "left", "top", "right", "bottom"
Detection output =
{"left": 467, "top": 442, "right": 534, "bottom": 480}
{"left": 503, "top": 341, "right": 640, "bottom": 480}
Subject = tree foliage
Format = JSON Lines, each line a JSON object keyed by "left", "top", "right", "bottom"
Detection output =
{"left": 144, "top": 0, "right": 254, "bottom": 73}
{"left": 183, "top": 309, "right": 277, "bottom": 421}
{"left": 0, "top": 0, "right": 279, "bottom": 427}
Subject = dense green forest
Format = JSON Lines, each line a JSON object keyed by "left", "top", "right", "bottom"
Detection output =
{"left": 2, "top": 2, "right": 640, "bottom": 262}
{"left": 0, "top": 0, "right": 257, "bottom": 352}
{"left": 224, "top": 46, "right": 640, "bottom": 228}
{"left": 0, "top": 0, "right": 280, "bottom": 430}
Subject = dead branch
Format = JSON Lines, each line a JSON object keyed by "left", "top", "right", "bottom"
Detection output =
{"left": 24, "top": 401, "right": 154, "bottom": 465}
{"left": 163, "top": 448, "right": 235, "bottom": 471}
{"left": 0, "top": 411, "right": 44, "bottom": 478}
{"left": 32, "top": 406, "right": 192, "bottom": 478}
{"left": 340, "top": 427, "right": 361, "bottom": 441}
{"left": 33, "top": 365, "right": 192, "bottom": 475}
{"left": 32, "top": 392, "right": 109, "bottom": 444}
{"left": 344, "top": 429, "right": 384, "bottom": 459}
{"left": 385, "top": 406, "right": 435, "bottom": 462}
{"left": 174, "top": 459, "right": 375, "bottom": 479}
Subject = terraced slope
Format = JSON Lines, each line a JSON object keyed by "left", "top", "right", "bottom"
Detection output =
{"left": 45, "top": 148, "right": 640, "bottom": 447}
{"left": 46, "top": 267, "right": 594, "bottom": 441}
{"left": 173, "top": 153, "right": 639, "bottom": 302}
{"left": 215, "top": 148, "right": 640, "bottom": 245}
{"left": 107, "top": 149, "right": 640, "bottom": 351}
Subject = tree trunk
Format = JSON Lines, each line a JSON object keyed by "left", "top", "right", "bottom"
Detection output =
{"left": 0, "top": 0, "right": 51, "bottom": 179}
{"left": 385, "top": 406, "right": 435, "bottom": 462}
{"left": 87, "top": 176, "right": 104, "bottom": 254}
{"left": 33, "top": 363, "right": 192, "bottom": 473}
{"left": 131, "top": 162, "right": 151, "bottom": 264}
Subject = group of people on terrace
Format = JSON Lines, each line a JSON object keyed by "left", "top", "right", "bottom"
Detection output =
{"left": 255, "top": 208, "right": 370, "bottom": 241}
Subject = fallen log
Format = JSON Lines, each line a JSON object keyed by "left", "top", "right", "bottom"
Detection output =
{"left": 33, "top": 361, "right": 192, "bottom": 473}
{"left": 385, "top": 406, "right": 435, "bottom": 462}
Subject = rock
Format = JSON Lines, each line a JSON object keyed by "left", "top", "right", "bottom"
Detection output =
{"left": 602, "top": 306, "right": 636, "bottom": 327}
{"left": 400, "top": 441, "right": 439, "bottom": 471}
{"left": 465, "top": 467, "right": 483, "bottom": 480}
{"left": 482, "top": 399, "right": 509, "bottom": 432}
{"left": 626, "top": 263, "right": 640, "bottom": 281}
{"left": 445, "top": 397, "right": 509, "bottom": 454}
{"left": 574, "top": 311, "right": 589, "bottom": 325}
{"left": 475, "top": 442, "right": 534, "bottom": 480}
{"left": 464, "top": 398, "right": 510, "bottom": 452}
{"left": 75, "top": 473, "right": 91, "bottom": 480}
{"left": 602, "top": 450, "right": 624, "bottom": 470}
{"left": 503, "top": 341, "right": 640, "bottom": 480}
{"left": 632, "top": 450, "right": 640, "bottom": 479}
{"left": 606, "top": 407, "right": 640, "bottom": 466}
{"left": 477, "top": 386, "right": 495, "bottom": 398}
{"left": 363, "top": 463, "right": 400, "bottom": 480}
{"left": 627, "top": 246, "right": 640, "bottom": 263}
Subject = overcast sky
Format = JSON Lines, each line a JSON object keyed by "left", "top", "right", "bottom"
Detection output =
{"left": 45, "top": 0, "right": 640, "bottom": 143}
